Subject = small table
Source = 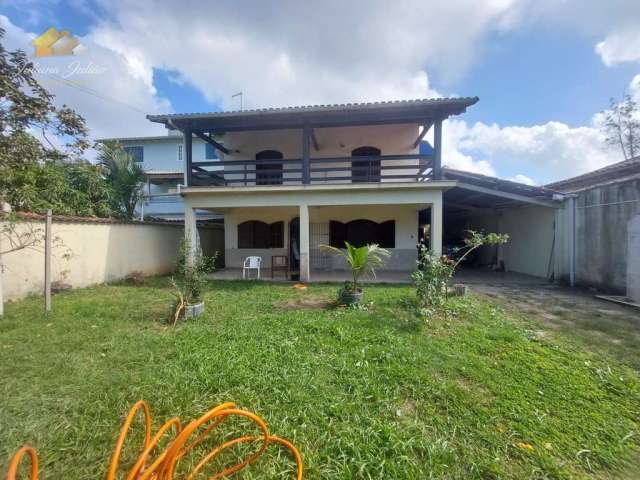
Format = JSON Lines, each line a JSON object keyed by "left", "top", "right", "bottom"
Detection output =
{"left": 271, "top": 255, "right": 290, "bottom": 279}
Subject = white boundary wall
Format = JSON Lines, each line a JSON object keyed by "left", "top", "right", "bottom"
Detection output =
{"left": 1, "top": 217, "right": 223, "bottom": 301}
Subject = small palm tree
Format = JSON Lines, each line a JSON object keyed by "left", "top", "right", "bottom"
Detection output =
{"left": 98, "top": 141, "right": 145, "bottom": 219}
{"left": 321, "top": 242, "right": 391, "bottom": 292}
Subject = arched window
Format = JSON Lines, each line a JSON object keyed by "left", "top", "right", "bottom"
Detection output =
{"left": 329, "top": 219, "right": 395, "bottom": 248}
{"left": 255, "top": 150, "right": 283, "bottom": 185}
{"left": 351, "top": 146, "right": 381, "bottom": 183}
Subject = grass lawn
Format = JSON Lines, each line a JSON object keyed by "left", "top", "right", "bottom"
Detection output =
{"left": 1, "top": 279, "right": 639, "bottom": 479}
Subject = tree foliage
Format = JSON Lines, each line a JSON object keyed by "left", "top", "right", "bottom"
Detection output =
{"left": 602, "top": 95, "right": 640, "bottom": 160}
{"left": 0, "top": 27, "right": 124, "bottom": 217}
{"left": 97, "top": 141, "right": 146, "bottom": 218}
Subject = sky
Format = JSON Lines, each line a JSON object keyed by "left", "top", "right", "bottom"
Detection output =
{"left": 1, "top": 0, "right": 640, "bottom": 185}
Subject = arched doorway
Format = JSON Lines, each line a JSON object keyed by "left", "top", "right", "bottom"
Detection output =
{"left": 255, "top": 150, "right": 283, "bottom": 185}
{"left": 351, "top": 146, "right": 381, "bottom": 183}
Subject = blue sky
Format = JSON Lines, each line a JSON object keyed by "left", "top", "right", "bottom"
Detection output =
{"left": 1, "top": 0, "right": 639, "bottom": 184}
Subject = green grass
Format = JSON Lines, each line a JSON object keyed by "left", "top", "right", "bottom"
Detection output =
{"left": 1, "top": 279, "right": 639, "bottom": 479}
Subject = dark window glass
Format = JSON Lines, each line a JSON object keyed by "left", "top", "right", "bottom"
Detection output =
{"left": 256, "top": 150, "right": 283, "bottom": 185}
{"left": 351, "top": 146, "right": 381, "bottom": 183}
{"left": 205, "top": 143, "right": 217, "bottom": 160}
{"left": 238, "top": 220, "right": 284, "bottom": 248}
{"left": 124, "top": 146, "right": 144, "bottom": 163}
{"left": 329, "top": 219, "right": 395, "bottom": 248}
{"left": 345, "top": 219, "right": 379, "bottom": 247}
{"left": 270, "top": 221, "right": 284, "bottom": 248}
{"left": 377, "top": 220, "right": 395, "bottom": 248}
{"left": 329, "top": 221, "right": 346, "bottom": 248}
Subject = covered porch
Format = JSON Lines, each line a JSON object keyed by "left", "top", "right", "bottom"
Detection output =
{"left": 184, "top": 182, "right": 449, "bottom": 282}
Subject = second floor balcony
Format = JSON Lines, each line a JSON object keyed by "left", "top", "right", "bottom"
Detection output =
{"left": 147, "top": 97, "right": 479, "bottom": 189}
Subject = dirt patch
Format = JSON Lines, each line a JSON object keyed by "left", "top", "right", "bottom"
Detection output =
{"left": 280, "top": 296, "right": 332, "bottom": 311}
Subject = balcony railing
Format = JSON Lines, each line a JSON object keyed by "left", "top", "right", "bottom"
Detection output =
{"left": 190, "top": 154, "right": 434, "bottom": 187}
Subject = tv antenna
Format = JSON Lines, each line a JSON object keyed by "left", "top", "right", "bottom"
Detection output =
{"left": 232, "top": 91, "right": 243, "bottom": 111}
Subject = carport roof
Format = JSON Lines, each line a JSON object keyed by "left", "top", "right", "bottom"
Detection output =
{"left": 443, "top": 167, "right": 563, "bottom": 211}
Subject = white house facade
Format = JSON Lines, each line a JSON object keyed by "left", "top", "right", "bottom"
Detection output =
{"left": 146, "top": 98, "right": 571, "bottom": 283}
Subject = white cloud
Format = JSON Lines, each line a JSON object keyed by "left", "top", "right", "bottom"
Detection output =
{"left": 0, "top": 15, "right": 170, "bottom": 147}
{"left": 87, "top": 0, "right": 529, "bottom": 109}
{"left": 445, "top": 116, "right": 620, "bottom": 185}
{"left": 596, "top": 28, "right": 640, "bottom": 66}
{"left": 510, "top": 174, "right": 535, "bottom": 185}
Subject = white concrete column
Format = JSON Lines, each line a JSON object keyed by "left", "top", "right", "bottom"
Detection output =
{"left": 430, "top": 197, "right": 443, "bottom": 257}
{"left": 184, "top": 205, "right": 199, "bottom": 265}
{"left": 299, "top": 203, "right": 310, "bottom": 282}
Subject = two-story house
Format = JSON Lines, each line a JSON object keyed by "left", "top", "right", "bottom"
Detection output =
{"left": 96, "top": 131, "right": 222, "bottom": 221}
{"left": 145, "top": 97, "right": 572, "bottom": 283}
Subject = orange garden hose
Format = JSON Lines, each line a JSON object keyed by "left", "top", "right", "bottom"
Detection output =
{"left": 5, "top": 400, "right": 303, "bottom": 480}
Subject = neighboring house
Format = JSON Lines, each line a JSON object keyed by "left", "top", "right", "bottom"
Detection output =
{"left": 96, "top": 132, "right": 222, "bottom": 221}
{"left": 146, "top": 98, "right": 578, "bottom": 282}
{"left": 546, "top": 157, "right": 640, "bottom": 294}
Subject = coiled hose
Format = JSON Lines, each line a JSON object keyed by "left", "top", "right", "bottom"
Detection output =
{"left": 6, "top": 400, "right": 303, "bottom": 479}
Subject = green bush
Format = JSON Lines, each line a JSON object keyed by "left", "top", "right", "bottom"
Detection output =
{"left": 412, "top": 246, "right": 454, "bottom": 308}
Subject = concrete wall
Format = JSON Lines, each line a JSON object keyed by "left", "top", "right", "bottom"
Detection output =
{"left": 571, "top": 180, "right": 640, "bottom": 293}
{"left": 468, "top": 205, "right": 556, "bottom": 278}
{"left": 1, "top": 218, "right": 224, "bottom": 301}
{"left": 627, "top": 215, "right": 640, "bottom": 301}
{"left": 222, "top": 204, "right": 421, "bottom": 271}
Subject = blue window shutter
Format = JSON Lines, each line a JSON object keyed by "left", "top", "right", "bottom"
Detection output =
{"left": 205, "top": 143, "right": 217, "bottom": 160}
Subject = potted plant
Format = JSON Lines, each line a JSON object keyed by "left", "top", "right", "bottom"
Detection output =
{"left": 171, "top": 238, "right": 218, "bottom": 325}
{"left": 321, "top": 242, "right": 391, "bottom": 305}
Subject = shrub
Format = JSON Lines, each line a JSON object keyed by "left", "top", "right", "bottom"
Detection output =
{"left": 412, "top": 246, "right": 455, "bottom": 309}
{"left": 170, "top": 237, "right": 218, "bottom": 324}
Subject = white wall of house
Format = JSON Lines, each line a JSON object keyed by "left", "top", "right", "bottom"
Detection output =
{"left": 118, "top": 136, "right": 210, "bottom": 174}
{"left": 221, "top": 204, "right": 421, "bottom": 271}
{"left": 184, "top": 183, "right": 447, "bottom": 275}
{"left": 220, "top": 124, "right": 421, "bottom": 184}
{"left": 468, "top": 205, "right": 556, "bottom": 278}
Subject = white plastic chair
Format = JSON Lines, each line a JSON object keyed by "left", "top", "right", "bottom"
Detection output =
{"left": 243, "top": 256, "right": 262, "bottom": 279}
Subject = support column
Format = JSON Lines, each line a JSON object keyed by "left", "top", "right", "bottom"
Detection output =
{"left": 183, "top": 125, "right": 193, "bottom": 187}
{"left": 184, "top": 204, "right": 199, "bottom": 266}
{"left": 433, "top": 118, "right": 442, "bottom": 180}
{"left": 299, "top": 203, "right": 310, "bottom": 282}
{"left": 430, "top": 197, "right": 443, "bottom": 257}
{"left": 302, "top": 126, "right": 311, "bottom": 184}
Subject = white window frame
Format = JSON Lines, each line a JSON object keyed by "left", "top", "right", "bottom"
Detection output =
{"left": 177, "top": 143, "right": 183, "bottom": 162}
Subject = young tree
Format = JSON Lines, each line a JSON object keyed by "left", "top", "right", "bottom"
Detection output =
{"left": 0, "top": 27, "right": 89, "bottom": 210}
{"left": 602, "top": 95, "right": 640, "bottom": 160}
{"left": 97, "top": 141, "right": 146, "bottom": 219}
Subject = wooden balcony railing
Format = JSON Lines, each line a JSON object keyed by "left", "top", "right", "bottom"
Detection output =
{"left": 190, "top": 154, "right": 434, "bottom": 187}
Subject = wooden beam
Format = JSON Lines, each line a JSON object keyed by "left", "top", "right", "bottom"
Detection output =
{"left": 302, "top": 126, "right": 311, "bottom": 184}
{"left": 433, "top": 119, "right": 442, "bottom": 180}
{"left": 192, "top": 129, "right": 231, "bottom": 155}
{"left": 413, "top": 122, "right": 433, "bottom": 148}
{"left": 310, "top": 129, "right": 319, "bottom": 151}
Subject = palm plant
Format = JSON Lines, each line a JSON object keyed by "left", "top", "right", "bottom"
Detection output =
{"left": 97, "top": 141, "right": 145, "bottom": 219}
{"left": 321, "top": 242, "right": 391, "bottom": 293}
